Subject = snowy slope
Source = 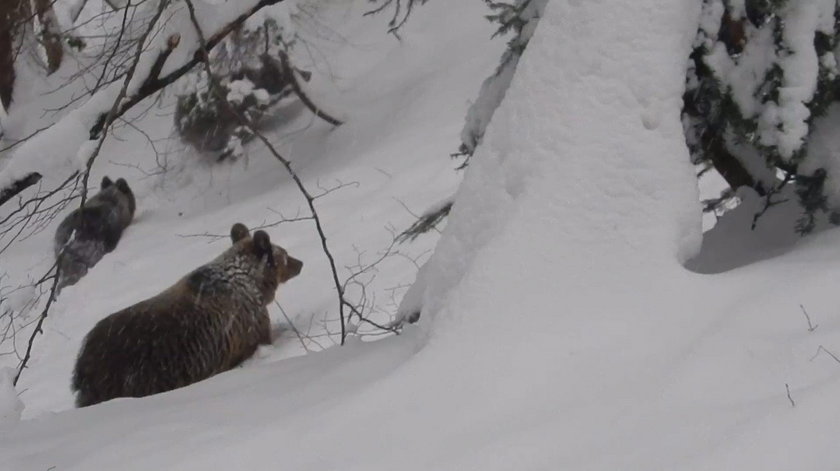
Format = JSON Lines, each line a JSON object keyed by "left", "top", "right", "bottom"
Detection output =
{"left": 3, "top": 1, "right": 840, "bottom": 470}
{"left": 0, "top": 0, "right": 503, "bottom": 414}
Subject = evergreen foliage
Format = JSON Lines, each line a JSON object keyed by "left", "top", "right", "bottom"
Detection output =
{"left": 685, "top": 0, "right": 840, "bottom": 233}
{"left": 174, "top": 21, "right": 299, "bottom": 161}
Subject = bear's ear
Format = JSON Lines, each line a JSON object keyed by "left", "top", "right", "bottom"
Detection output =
{"left": 115, "top": 178, "right": 131, "bottom": 194}
{"left": 101, "top": 176, "right": 113, "bottom": 188}
{"left": 252, "top": 230, "right": 275, "bottom": 265}
{"left": 230, "top": 223, "right": 250, "bottom": 244}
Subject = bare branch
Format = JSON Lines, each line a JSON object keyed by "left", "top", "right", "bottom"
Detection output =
{"left": 89, "top": 0, "right": 292, "bottom": 140}
{"left": 185, "top": 0, "right": 394, "bottom": 344}
{"left": 80, "top": 0, "right": 171, "bottom": 206}
{"left": 365, "top": 0, "right": 429, "bottom": 34}
{"left": 177, "top": 214, "right": 314, "bottom": 241}
{"left": 785, "top": 383, "right": 795, "bottom": 407}
{"left": 270, "top": 50, "right": 343, "bottom": 126}
{"left": 11, "top": 0, "right": 169, "bottom": 386}
{"left": 1, "top": 0, "right": 293, "bottom": 210}
{"left": 274, "top": 300, "right": 309, "bottom": 352}
{"left": 13, "top": 263, "right": 59, "bottom": 385}
{"left": 810, "top": 345, "right": 840, "bottom": 364}
{"left": 799, "top": 304, "right": 819, "bottom": 332}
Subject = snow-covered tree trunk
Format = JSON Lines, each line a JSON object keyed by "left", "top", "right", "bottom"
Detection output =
{"left": 398, "top": 0, "right": 547, "bottom": 241}
{"left": 458, "top": 0, "right": 548, "bottom": 160}
{"left": 33, "top": 0, "right": 64, "bottom": 75}
{"left": 398, "top": 0, "right": 702, "bottom": 326}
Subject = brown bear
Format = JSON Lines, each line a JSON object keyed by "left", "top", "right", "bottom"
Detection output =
{"left": 71, "top": 223, "right": 302, "bottom": 407}
{"left": 54, "top": 176, "right": 136, "bottom": 290}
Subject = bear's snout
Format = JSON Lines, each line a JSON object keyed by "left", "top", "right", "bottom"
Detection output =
{"left": 287, "top": 256, "right": 303, "bottom": 277}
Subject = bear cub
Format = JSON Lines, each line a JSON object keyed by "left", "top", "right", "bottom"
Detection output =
{"left": 72, "top": 223, "right": 302, "bottom": 407}
{"left": 54, "top": 176, "right": 136, "bottom": 289}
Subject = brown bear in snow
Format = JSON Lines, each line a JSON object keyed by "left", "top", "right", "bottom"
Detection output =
{"left": 71, "top": 223, "right": 302, "bottom": 407}
{"left": 54, "top": 176, "right": 136, "bottom": 290}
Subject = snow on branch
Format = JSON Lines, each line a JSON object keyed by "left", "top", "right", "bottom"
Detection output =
{"left": 0, "top": 173, "right": 41, "bottom": 208}
{"left": 0, "top": 0, "right": 292, "bottom": 209}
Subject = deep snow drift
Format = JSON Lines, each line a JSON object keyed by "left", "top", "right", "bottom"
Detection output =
{"left": 3, "top": 1, "right": 840, "bottom": 470}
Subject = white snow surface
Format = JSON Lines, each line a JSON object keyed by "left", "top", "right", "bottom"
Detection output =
{"left": 0, "top": 368, "right": 24, "bottom": 423}
{"left": 3, "top": 1, "right": 840, "bottom": 470}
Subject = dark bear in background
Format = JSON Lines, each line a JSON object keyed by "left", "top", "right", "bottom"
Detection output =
{"left": 72, "top": 223, "right": 303, "bottom": 407}
{"left": 54, "top": 176, "right": 136, "bottom": 290}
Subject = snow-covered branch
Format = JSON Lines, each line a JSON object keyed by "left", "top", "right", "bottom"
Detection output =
{"left": 0, "top": 0, "right": 292, "bottom": 209}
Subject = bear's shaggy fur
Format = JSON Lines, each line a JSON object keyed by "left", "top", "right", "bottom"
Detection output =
{"left": 71, "top": 223, "right": 302, "bottom": 407}
{"left": 54, "top": 176, "right": 136, "bottom": 289}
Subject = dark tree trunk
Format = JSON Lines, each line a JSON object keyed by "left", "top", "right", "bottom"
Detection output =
{"left": 33, "top": 0, "right": 63, "bottom": 75}
{"left": 0, "top": 0, "right": 27, "bottom": 109}
{"left": 0, "top": 28, "right": 15, "bottom": 110}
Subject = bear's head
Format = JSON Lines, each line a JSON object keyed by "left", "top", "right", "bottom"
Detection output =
{"left": 100, "top": 176, "right": 136, "bottom": 216}
{"left": 229, "top": 223, "right": 302, "bottom": 304}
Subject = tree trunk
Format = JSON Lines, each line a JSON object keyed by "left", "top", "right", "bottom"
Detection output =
{"left": 0, "top": 0, "right": 28, "bottom": 109}
{"left": 33, "top": 0, "right": 63, "bottom": 75}
{"left": 0, "top": 28, "right": 15, "bottom": 111}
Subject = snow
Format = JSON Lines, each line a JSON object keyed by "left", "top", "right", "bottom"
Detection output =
{"left": 704, "top": 24, "right": 775, "bottom": 119}
{"left": 1, "top": 0, "right": 501, "bottom": 415}
{"left": 697, "top": 0, "right": 724, "bottom": 45}
{"left": 701, "top": 1, "right": 838, "bottom": 170}
{"left": 226, "top": 79, "right": 257, "bottom": 105}
{"left": 0, "top": 368, "right": 24, "bottom": 423}
{"left": 764, "top": 1, "right": 830, "bottom": 160}
{"left": 0, "top": 0, "right": 294, "bottom": 191}
{"left": 459, "top": 0, "right": 547, "bottom": 156}
{"left": 3, "top": 0, "right": 840, "bottom": 470}
{"left": 0, "top": 58, "right": 121, "bottom": 189}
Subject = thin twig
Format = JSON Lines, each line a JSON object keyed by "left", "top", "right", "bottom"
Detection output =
{"left": 185, "top": 0, "right": 352, "bottom": 343}
{"left": 799, "top": 304, "right": 819, "bottom": 332}
{"left": 177, "top": 215, "right": 314, "bottom": 240}
{"left": 274, "top": 300, "right": 309, "bottom": 352}
{"left": 81, "top": 0, "right": 170, "bottom": 206}
{"left": 13, "top": 262, "right": 59, "bottom": 385}
{"left": 12, "top": 0, "right": 169, "bottom": 386}
{"left": 1, "top": 0, "right": 297, "bottom": 209}
{"left": 810, "top": 345, "right": 840, "bottom": 364}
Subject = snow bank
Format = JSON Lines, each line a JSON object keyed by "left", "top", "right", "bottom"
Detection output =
{"left": 402, "top": 0, "right": 702, "bottom": 329}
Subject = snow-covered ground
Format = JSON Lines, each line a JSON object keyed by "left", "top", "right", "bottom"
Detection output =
{"left": 1, "top": 0, "right": 501, "bottom": 416}
{"left": 3, "top": 0, "right": 840, "bottom": 470}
